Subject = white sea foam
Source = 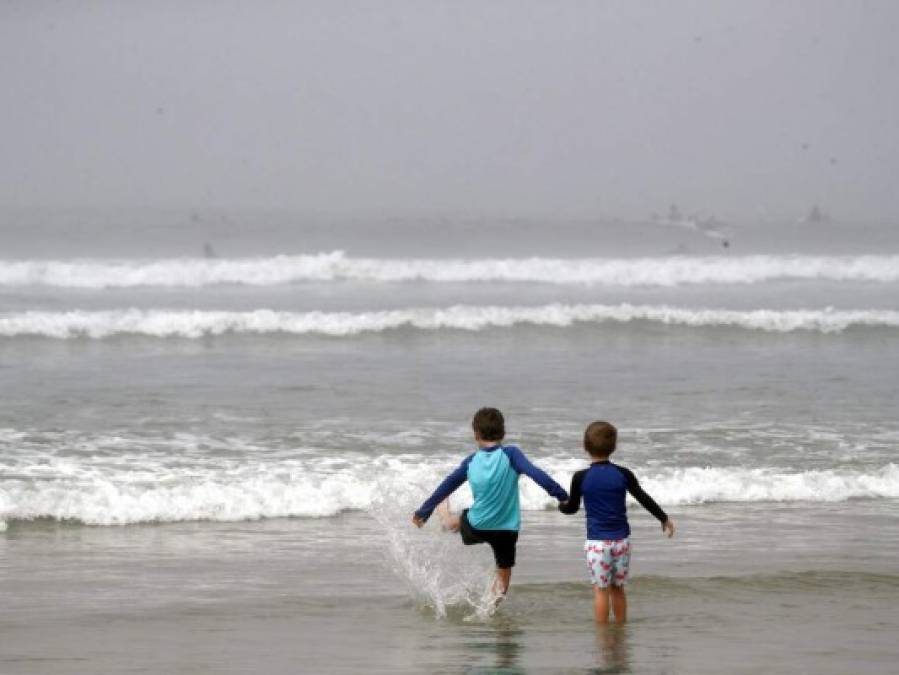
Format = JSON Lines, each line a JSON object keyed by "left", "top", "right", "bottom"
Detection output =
{"left": 1, "top": 447, "right": 897, "bottom": 527}
{"left": 2, "top": 304, "right": 898, "bottom": 339}
{"left": 634, "top": 464, "right": 899, "bottom": 506}
{"left": 1, "top": 252, "right": 898, "bottom": 288}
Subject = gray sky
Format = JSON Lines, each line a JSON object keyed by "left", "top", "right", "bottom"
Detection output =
{"left": 2, "top": 1, "right": 898, "bottom": 220}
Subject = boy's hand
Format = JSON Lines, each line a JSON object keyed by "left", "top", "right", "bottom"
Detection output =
{"left": 662, "top": 519, "right": 675, "bottom": 538}
{"left": 411, "top": 514, "right": 425, "bottom": 528}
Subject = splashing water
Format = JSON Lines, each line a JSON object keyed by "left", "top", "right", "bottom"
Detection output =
{"left": 371, "top": 496, "right": 502, "bottom": 621}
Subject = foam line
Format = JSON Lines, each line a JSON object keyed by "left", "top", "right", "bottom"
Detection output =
{"left": 1, "top": 457, "right": 897, "bottom": 527}
{"left": 1, "top": 304, "right": 898, "bottom": 339}
{"left": 1, "top": 252, "right": 898, "bottom": 288}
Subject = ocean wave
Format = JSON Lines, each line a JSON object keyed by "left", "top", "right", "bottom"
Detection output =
{"left": 2, "top": 455, "right": 897, "bottom": 528}
{"left": 637, "top": 464, "right": 899, "bottom": 506}
{"left": 1, "top": 304, "right": 898, "bottom": 339}
{"left": 1, "top": 252, "right": 898, "bottom": 288}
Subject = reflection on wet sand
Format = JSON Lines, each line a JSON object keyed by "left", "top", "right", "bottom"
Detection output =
{"left": 591, "top": 624, "right": 631, "bottom": 674}
{"left": 465, "top": 616, "right": 526, "bottom": 675}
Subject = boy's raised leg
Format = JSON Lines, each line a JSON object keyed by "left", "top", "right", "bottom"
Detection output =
{"left": 610, "top": 586, "right": 627, "bottom": 623}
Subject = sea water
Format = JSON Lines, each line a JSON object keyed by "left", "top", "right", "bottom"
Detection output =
{"left": 1, "top": 214, "right": 897, "bottom": 673}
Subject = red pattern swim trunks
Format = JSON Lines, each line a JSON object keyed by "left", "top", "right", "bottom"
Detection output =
{"left": 584, "top": 538, "right": 631, "bottom": 588}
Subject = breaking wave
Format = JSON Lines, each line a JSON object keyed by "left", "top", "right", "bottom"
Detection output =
{"left": 1, "top": 304, "right": 898, "bottom": 339}
{"left": 1, "top": 252, "right": 898, "bottom": 288}
{"left": 1, "top": 448, "right": 897, "bottom": 528}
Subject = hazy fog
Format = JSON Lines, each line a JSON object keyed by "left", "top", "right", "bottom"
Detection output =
{"left": 2, "top": 1, "right": 898, "bottom": 221}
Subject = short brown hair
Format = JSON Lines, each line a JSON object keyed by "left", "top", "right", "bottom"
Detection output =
{"left": 584, "top": 421, "right": 617, "bottom": 457}
{"left": 472, "top": 407, "right": 505, "bottom": 441}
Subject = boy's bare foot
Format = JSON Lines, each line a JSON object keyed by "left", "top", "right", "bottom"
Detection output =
{"left": 436, "top": 500, "right": 460, "bottom": 532}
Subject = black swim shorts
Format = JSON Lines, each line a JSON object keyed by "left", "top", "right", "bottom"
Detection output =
{"left": 459, "top": 509, "right": 518, "bottom": 569}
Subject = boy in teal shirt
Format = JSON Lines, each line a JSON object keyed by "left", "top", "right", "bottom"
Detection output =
{"left": 412, "top": 407, "right": 569, "bottom": 595}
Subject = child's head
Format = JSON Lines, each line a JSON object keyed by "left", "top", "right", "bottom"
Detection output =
{"left": 472, "top": 407, "right": 505, "bottom": 443}
{"left": 584, "top": 421, "right": 617, "bottom": 459}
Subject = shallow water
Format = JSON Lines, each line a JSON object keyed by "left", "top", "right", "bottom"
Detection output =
{"left": 1, "top": 215, "right": 898, "bottom": 672}
{"left": 2, "top": 506, "right": 898, "bottom": 674}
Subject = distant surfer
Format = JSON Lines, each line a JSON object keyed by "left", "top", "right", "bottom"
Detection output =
{"left": 203, "top": 242, "right": 217, "bottom": 259}
{"left": 801, "top": 205, "right": 829, "bottom": 225}
{"left": 412, "top": 408, "right": 568, "bottom": 599}
{"left": 667, "top": 204, "right": 682, "bottom": 222}
{"left": 558, "top": 421, "right": 674, "bottom": 623}
{"left": 655, "top": 205, "right": 731, "bottom": 246}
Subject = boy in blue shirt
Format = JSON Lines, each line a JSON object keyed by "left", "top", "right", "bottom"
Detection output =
{"left": 559, "top": 421, "right": 675, "bottom": 623}
{"left": 412, "top": 407, "right": 569, "bottom": 596}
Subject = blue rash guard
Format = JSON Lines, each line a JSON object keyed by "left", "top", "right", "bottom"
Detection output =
{"left": 558, "top": 461, "right": 668, "bottom": 540}
{"left": 414, "top": 444, "right": 569, "bottom": 531}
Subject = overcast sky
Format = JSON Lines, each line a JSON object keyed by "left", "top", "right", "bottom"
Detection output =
{"left": 2, "top": 1, "right": 897, "bottom": 220}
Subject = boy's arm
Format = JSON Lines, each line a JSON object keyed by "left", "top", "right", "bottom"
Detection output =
{"left": 504, "top": 446, "right": 569, "bottom": 501}
{"left": 413, "top": 455, "right": 472, "bottom": 523}
{"left": 558, "top": 469, "right": 586, "bottom": 514}
{"left": 618, "top": 465, "right": 668, "bottom": 524}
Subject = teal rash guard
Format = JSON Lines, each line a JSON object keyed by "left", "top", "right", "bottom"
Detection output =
{"left": 414, "top": 444, "right": 569, "bottom": 531}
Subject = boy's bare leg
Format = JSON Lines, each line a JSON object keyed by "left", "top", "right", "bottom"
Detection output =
{"left": 593, "top": 586, "right": 611, "bottom": 623}
{"left": 610, "top": 586, "right": 627, "bottom": 623}
{"left": 493, "top": 567, "right": 512, "bottom": 596}
{"left": 435, "top": 499, "right": 460, "bottom": 531}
